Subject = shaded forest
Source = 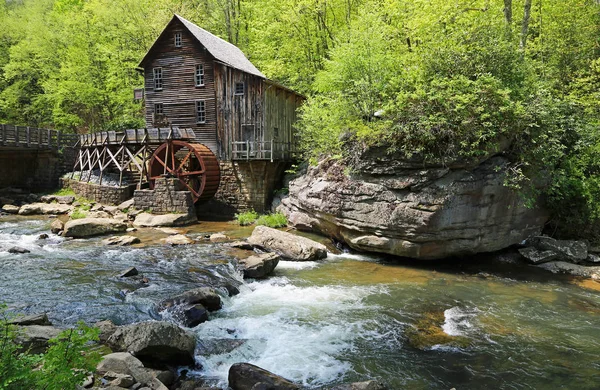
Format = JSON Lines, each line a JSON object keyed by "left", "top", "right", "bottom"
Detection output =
{"left": 1, "top": 0, "right": 600, "bottom": 238}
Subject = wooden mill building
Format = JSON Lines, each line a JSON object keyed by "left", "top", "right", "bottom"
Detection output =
{"left": 138, "top": 14, "right": 304, "bottom": 161}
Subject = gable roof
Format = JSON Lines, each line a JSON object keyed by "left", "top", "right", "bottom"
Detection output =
{"left": 139, "top": 14, "right": 265, "bottom": 78}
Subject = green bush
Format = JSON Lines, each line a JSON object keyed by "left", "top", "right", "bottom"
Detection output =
{"left": 235, "top": 210, "right": 258, "bottom": 226}
{"left": 0, "top": 305, "right": 101, "bottom": 390}
{"left": 70, "top": 209, "right": 87, "bottom": 219}
{"left": 256, "top": 212, "right": 288, "bottom": 228}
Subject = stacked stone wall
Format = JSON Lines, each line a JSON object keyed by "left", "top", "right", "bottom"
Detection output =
{"left": 133, "top": 177, "right": 194, "bottom": 215}
{"left": 62, "top": 178, "right": 136, "bottom": 205}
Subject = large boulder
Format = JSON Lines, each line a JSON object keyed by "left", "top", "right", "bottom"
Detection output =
{"left": 107, "top": 321, "right": 196, "bottom": 366}
{"left": 523, "top": 236, "right": 588, "bottom": 264}
{"left": 247, "top": 226, "right": 327, "bottom": 261}
{"left": 133, "top": 212, "right": 197, "bottom": 227}
{"left": 1, "top": 204, "right": 20, "bottom": 214}
{"left": 239, "top": 253, "right": 280, "bottom": 278}
{"left": 278, "top": 155, "right": 548, "bottom": 260}
{"left": 228, "top": 363, "right": 300, "bottom": 390}
{"left": 50, "top": 219, "right": 64, "bottom": 234}
{"left": 40, "top": 195, "right": 75, "bottom": 204}
{"left": 158, "top": 288, "right": 222, "bottom": 328}
{"left": 18, "top": 203, "right": 72, "bottom": 215}
{"left": 8, "top": 313, "right": 51, "bottom": 326}
{"left": 63, "top": 218, "right": 127, "bottom": 238}
{"left": 15, "top": 325, "right": 62, "bottom": 354}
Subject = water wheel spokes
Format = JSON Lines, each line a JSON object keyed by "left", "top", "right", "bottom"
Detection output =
{"left": 148, "top": 140, "right": 220, "bottom": 204}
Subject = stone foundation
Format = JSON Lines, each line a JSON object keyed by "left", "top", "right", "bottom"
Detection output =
{"left": 62, "top": 178, "right": 136, "bottom": 205}
{"left": 196, "top": 161, "right": 289, "bottom": 216}
{"left": 134, "top": 177, "right": 194, "bottom": 215}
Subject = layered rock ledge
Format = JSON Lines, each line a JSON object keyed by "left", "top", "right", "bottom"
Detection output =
{"left": 278, "top": 150, "right": 548, "bottom": 260}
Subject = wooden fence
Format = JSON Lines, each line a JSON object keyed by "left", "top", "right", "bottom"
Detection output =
{"left": 0, "top": 124, "right": 78, "bottom": 150}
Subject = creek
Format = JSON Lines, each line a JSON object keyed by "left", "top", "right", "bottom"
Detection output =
{"left": 1, "top": 216, "right": 599, "bottom": 389}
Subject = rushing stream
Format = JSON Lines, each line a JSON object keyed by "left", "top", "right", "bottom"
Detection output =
{"left": 1, "top": 216, "right": 599, "bottom": 389}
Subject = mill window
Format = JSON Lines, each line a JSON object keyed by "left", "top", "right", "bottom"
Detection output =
{"left": 153, "top": 67, "right": 163, "bottom": 90}
{"left": 234, "top": 82, "right": 245, "bottom": 95}
{"left": 196, "top": 100, "right": 206, "bottom": 123}
{"left": 175, "top": 32, "right": 182, "bottom": 47}
{"left": 195, "top": 64, "right": 205, "bottom": 87}
{"left": 154, "top": 103, "right": 163, "bottom": 115}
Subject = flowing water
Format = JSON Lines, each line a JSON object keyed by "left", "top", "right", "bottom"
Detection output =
{"left": 1, "top": 216, "right": 599, "bottom": 389}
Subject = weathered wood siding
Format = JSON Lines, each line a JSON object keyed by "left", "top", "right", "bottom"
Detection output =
{"left": 263, "top": 82, "right": 304, "bottom": 150}
{"left": 214, "top": 64, "right": 264, "bottom": 159}
{"left": 143, "top": 19, "right": 219, "bottom": 154}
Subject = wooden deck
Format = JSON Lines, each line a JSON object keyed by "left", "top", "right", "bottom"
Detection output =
{"left": 230, "top": 140, "right": 299, "bottom": 161}
{"left": 78, "top": 127, "right": 197, "bottom": 147}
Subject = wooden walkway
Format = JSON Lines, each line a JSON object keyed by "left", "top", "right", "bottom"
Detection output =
{"left": 0, "top": 124, "right": 77, "bottom": 150}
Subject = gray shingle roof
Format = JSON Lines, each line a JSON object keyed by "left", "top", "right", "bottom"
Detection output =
{"left": 174, "top": 14, "right": 265, "bottom": 78}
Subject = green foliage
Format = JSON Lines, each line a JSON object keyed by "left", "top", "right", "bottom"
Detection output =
{"left": 235, "top": 210, "right": 258, "bottom": 226}
{"left": 256, "top": 212, "right": 288, "bottom": 228}
{"left": 0, "top": 305, "right": 101, "bottom": 390}
{"left": 51, "top": 188, "right": 76, "bottom": 197}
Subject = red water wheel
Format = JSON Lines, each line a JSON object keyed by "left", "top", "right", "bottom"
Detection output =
{"left": 148, "top": 140, "right": 220, "bottom": 203}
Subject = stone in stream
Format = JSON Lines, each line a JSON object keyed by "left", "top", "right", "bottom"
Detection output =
{"left": 133, "top": 212, "right": 197, "bottom": 228}
{"left": 50, "top": 218, "right": 64, "bottom": 234}
{"left": 63, "top": 218, "right": 127, "bottom": 238}
{"left": 96, "top": 352, "right": 169, "bottom": 389}
{"left": 163, "top": 234, "right": 194, "bottom": 245}
{"left": 15, "top": 325, "right": 62, "bottom": 354}
{"left": 18, "top": 202, "right": 72, "bottom": 215}
{"left": 228, "top": 240, "right": 254, "bottom": 250}
{"left": 95, "top": 319, "right": 118, "bottom": 344}
{"left": 524, "top": 236, "right": 588, "bottom": 264}
{"left": 159, "top": 287, "right": 222, "bottom": 312}
{"left": 518, "top": 247, "right": 558, "bottom": 265}
{"left": 1, "top": 204, "right": 20, "bottom": 214}
{"left": 119, "top": 267, "right": 139, "bottom": 278}
{"left": 210, "top": 233, "right": 229, "bottom": 243}
{"left": 247, "top": 225, "right": 327, "bottom": 261}
{"left": 103, "top": 235, "right": 141, "bottom": 246}
{"left": 107, "top": 321, "right": 196, "bottom": 366}
{"left": 228, "top": 363, "right": 300, "bottom": 390}
{"left": 37, "top": 233, "right": 49, "bottom": 240}
{"left": 238, "top": 253, "right": 280, "bottom": 279}
{"left": 8, "top": 246, "right": 30, "bottom": 254}
{"left": 329, "top": 381, "right": 388, "bottom": 390}
{"left": 8, "top": 313, "right": 51, "bottom": 326}
{"left": 117, "top": 198, "right": 135, "bottom": 211}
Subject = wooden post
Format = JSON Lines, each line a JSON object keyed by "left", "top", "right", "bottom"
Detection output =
{"left": 246, "top": 140, "right": 249, "bottom": 161}
{"left": 15, "top": 126, "right": 19, "bottom": 147}
{"left": 47, "top": 129, "right": 51, "bottom": 148}
{"left": 270, "top": 138, "right": 274, "bottom": 162}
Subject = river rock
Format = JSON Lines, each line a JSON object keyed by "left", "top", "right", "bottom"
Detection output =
{"left": 278, "top": 155, "right": 548, "bottom": 260}
{"left": 104, "top": 372, "right": 136, "bottom": 388}
{"left": 2, "top": 204, "right": 20, "bottom": 214}
{"left": 329, "top": 381, "right": 387, "bottom": 390}
{"left": 210, "top": 233, "right": 229, "bottom": 243}
{"left": 524, "top": 236, "right": 588, "bottom": 264}
{"left": 107, "top": 321, "right": 196, "bottom": 366}
{"left": 96, "top": 352, "right": 164, "bottom": 388}
{"left": 229, "top": 241, "right": 254, "bottom": 250}
{"left": 8, "top": 246, "right": 30, "bottom": 254}
{"left": 9, "top": 313, "right": 51, "bottom": 326}
{"left": 119, "top": 267, "right": 139, "bottom": 278}
{"left": 133, "top": 212, "right": 197, "bottom": 228}
{"left": 537, "top": 261, "right": 600, "bottom": 279}
{"left": 118, "top": 198, "right": 135, "bottom": 211}
{"left": 63, "top": 218, "right": 127, "bottom": 238}
{"left": 18, "top": 202, "right": 72, "bottom": 215}
{"left": 103, "top": 235, "right": 141, "bottom": 246}
{"left": 95, "top": 319, "right": 118, "bottom": 343}
{"left": 50, "top": 218, "right": 64, "bottom": 234}
{"left": 163, "top": 234, "right": 194, "bottom": 245}
{"left": 159, "top": 287, "right": 222, "bottom": 312}
{"left": 518, "top": 247, "right": 558, "bottom": 265}
{"left": 247, "top": 225, "right": 327, "bottom": 261}
{"left": 16, "top": 325, "right": 62, "bottom": 354}
{"left": 239, "top": 253, "right": 280, "bottom": 278}
{"left": 228, "top": 363, "right": 300, "bottom": 390}
{"left": 40, "top": 195, "right": 75, "bottom": 204}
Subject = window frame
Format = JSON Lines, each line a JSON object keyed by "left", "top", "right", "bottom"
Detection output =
{"left": 234, "top": 82, "right": 245, "bottom": 96}
{"left": 195, "top": 64, "right": 205, "bottom": 87}
{"left": 154, "top": 103, "right": 163, "bottom": 115}
{"left": 175, "top": 32, "right": 182, "bottom": 47}
{"left": 153, "top": 67, "right": 163, "bottom": 91}
{"left": 195, "top": 100, "right": 206, "bottom": 124}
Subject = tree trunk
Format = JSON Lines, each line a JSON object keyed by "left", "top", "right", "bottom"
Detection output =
{"left": 520, "top": 0, "right": 532, "bottom": 49}
{"left": 503, "top": 0, "right": 512, "bottom": 24}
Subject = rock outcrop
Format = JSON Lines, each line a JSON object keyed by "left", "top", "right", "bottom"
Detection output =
{"left": 63, "top": 218, "right": 127, "bottom": 238}
{"left": 247, "top": 226, "right": 327, "bottom": 261}
{"left": 278, "top": 153, "right": 548, "bottom": 260}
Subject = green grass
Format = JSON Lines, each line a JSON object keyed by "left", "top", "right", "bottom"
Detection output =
{"left": 235, "top": 210, "right": 259, "bottom": 226}
{"left": 256, "top": 212, "right": 288, "bottom": 228}
{"left": 70, "top": 208, "right": 88, "bottom": 219}
{"left": 51, "top": 187, "right": 76, "bottom": 196}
